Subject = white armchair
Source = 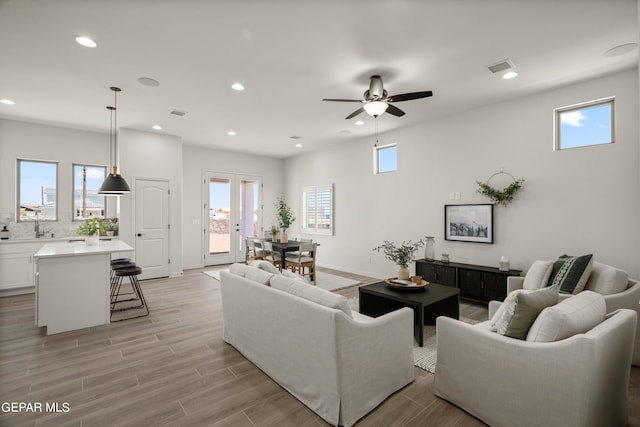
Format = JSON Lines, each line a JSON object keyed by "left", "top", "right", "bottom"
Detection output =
{"left": 434, "top": 307, "right": 637, "bottom": 427}
{"left": 508, "top": 262, "right": 640, "bottom": 365}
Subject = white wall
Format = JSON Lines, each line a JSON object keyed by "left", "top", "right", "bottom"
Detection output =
{"left": 181, "top": 145, "right": 285, "bottom": 269}
{"left": 0, "top": 119, "right": 111, "bottom": 237}
{"left": 284, "top": 69, "right": 640, "bottom": 279}
{"left": 118, "top": 128, "right": 184, "bottom": 277}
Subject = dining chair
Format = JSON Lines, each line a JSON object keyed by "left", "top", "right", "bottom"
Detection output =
{"left": 285, "top": 242, "right": 317, "bottom": 285}
{"left": 262, "top": 240, "right": 282, "bottom": 269}
{"left": 244, "top": 237, "right": 264, "bottom": 263}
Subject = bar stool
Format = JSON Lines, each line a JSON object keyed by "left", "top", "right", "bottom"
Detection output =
{"left": 111, "top": 265, "right": 149, "bottom": 321}
{"left": 110, "top": 260, "right": 137, "bottom": 302}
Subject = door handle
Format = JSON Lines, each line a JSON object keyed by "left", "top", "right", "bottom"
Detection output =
{"left": 137, "top": 233, "right": 144, "bottom": 237}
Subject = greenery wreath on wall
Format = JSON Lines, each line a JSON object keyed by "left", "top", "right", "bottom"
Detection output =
{"left": 476, "top": 170, "right": 524, "bottom": 206}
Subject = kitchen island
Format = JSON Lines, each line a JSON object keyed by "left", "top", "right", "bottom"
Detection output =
{"left": 34, "top": 240, "right": 134, "bottom": 334}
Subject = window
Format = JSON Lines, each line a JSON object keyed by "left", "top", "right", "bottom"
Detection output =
{"left": 554, "top": 97, "right": 614, "bottom": 150}
{"left": 302, "top": 184, "right": 333, "bottom": 235}
{"left": 17, "top": 159, "right": 58, "bottom": 221}
{"left": 73, "top": 164, "right": 107, "bottom": 220}
{"left": 374, "top": 143, "right": 397, "bottom": 174}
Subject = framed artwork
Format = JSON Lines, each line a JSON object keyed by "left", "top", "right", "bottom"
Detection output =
{"left": 444, "top": 204, "right": 493, "bottom": 244}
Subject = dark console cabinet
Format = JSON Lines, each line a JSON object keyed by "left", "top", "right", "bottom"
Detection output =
{"left": 415, "top": 261, "right": 456, "bottom": 287}
{"left": 416, "top": 259, "right": 521, "bottom": 303}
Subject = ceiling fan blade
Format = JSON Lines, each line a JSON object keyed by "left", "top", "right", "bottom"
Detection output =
{"left": 345, "top": 107, "right": 364, "bottom": 119}
{"left": 385, "top": 104, "right": 405, "bottom": 117}
{"left": 322, "top": 98, "right": 363, "bottom": 103}
{"left": 387, "top": 91, "right": 433, "bottom": 102}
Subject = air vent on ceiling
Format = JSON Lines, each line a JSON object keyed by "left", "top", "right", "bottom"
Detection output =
{"left": 170, "top": 109, "right": 187, "bottom": 117}
{"left": 487, "top": 59, "right": 516, "bottom": 74}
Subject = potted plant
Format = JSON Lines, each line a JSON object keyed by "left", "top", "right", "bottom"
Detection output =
{"left": 275, "top": 196, "right": 295, "bottom": 243}
{"left": 77, "top": 217, "right": 104, "bottom": 246}
{"left": 104, "top": 220, "right": 118, "bottom": 237}
{"left": 270, "top": 225, "right": 279, "bottom": 242}
{"left": 373, "top": 237, "right": 426, "bottom": 280}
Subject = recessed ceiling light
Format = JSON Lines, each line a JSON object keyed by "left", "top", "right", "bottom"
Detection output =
{"left": 605, "top": 43, "right": 638, "bottom": 57}
{"left": 152, "top": 125, "right": 162, "bottom": 130}
{"left": 227, "top": 131, "right": 236, "bottom": 136}
{"left": 138, "top": 77, "right": 160, "bottom": 87}
{"left": 355, "top": 120, "right": 364, "bottom": 126}
{"left": 75, "top": 36, "right": 96, "bottom": 48}
{"left": 231, "top": 83, "right": 245, "bottom": 91}
{"left": 295, "top": 144, "right": 303, "bottom": 148}
{"left": 501, "top": 71, "right": 519, "bottom": 80}
{"left": 0, "top": 99, "right": 15, "bottom": 105}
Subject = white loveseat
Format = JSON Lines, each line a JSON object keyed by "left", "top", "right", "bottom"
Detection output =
{"left": 434, "top": 290, "right": 637, "bottom": 427}
{"left": 220, "top": 263, "right": 414, "bottom": 427}
{"left": 508, "top": 261, "right": 640, "bottom": 365}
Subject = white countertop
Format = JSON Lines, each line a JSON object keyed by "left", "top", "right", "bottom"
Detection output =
{"left": 0, "top": 236, "right": 69, "bottom": 245}
{"left": 34, "top": 240, "right": 134, "bottom": 258}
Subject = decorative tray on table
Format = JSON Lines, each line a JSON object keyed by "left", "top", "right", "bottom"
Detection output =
{"left": 385, "top": 278, "right": 430, "bottom": 290}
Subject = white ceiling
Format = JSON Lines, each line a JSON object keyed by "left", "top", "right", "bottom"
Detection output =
{"left": 0, "top": 0, "right": 637, "bottom": 159}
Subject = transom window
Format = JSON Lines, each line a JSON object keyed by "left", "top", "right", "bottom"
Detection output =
{"left": 374, "top": 143, "right": 397, "bottom": 174}
{"left": 302, "top": 184, "right": 333, "bottom": 235}
{"left": 554, "top": 97, "right": 614, "bottom": 150}
{"left": 17, "top": 159, "right": 58, "bottom": 221}
{"left": 73, "top": 164, "right": 107, "bottom": 220}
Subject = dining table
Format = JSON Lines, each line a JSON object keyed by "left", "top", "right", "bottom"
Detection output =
{"left": 259, "top": 239, "right": 319, "bottom": 278}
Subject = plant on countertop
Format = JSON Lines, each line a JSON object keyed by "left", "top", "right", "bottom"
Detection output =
{"left": 103, "top": 220, "right": 119, "bottom": 232}
{"left": 476, "top": 178, "right": 524, "bottom": 206}
{"left": 276, "top": 196, "right": 295, "bottom": 232}
{"left": 77, "top": 217, "right": 104, "bottom": 236}
{"left": 373, "top": 237, "right": 426, "bottom": 268}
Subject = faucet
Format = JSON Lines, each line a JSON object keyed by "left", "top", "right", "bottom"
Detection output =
{"left": 34, "top": 212, "right": 48, "bottom": 238}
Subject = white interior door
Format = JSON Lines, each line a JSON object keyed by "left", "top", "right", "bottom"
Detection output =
{"left": 135, "top": 178, "right": 170, "bottom": 280}
{"left": 204, "top": 172, "right": 261, "bottom": 266}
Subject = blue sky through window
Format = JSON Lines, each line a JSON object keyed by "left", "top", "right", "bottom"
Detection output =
{"left": 378, "top": 145, "right": 397, "bottom": 173}
{"left": 559, "top": 102, "right": 612, "bottom": 149}
{"left": 20, "top": 161, "right": 57, "bottom": 205}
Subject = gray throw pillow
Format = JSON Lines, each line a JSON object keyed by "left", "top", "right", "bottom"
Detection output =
{"left": 490, "top": 285, "right": 559, "bottom": 339}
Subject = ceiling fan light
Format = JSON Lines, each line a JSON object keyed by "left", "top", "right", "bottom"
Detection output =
{"left": 364, "top": 101, "right": 389, "bottom": 117}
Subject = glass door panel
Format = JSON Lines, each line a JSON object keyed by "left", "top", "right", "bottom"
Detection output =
{"left": 209, "top": 177, "right": 231, "bottom": 256}
{"left": 204, "top": 172, "right": 261, "bottom": 266}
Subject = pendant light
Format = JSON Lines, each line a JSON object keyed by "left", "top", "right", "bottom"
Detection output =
{"left": 99, "top": 86, "right": 130, "bottom": 195}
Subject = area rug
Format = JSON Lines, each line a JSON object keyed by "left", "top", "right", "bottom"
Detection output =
{"left": 348, "top": 297, "right": 478, "bottom": 373}
{"left": 203, "top": 269, "right": 360, "bottom": 292}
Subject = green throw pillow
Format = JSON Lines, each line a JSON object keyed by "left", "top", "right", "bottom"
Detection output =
{"left": 547, "top": 254, "right": 593, "bottom": 294}
{"left": 490, "top": 285, "right": 559, "bottom": 340}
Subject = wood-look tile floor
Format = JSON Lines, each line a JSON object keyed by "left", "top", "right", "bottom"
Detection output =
{"left": 1, "top": 266, "right": 638, "bottom": 427}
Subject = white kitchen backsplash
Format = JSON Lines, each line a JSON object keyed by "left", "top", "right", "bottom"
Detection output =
{"left": 0, "top": 213, "right": 82, "bottom": 240}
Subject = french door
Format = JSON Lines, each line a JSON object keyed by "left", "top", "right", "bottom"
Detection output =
{"left": 204, "top": 172, "right": 262, "bottom": 266}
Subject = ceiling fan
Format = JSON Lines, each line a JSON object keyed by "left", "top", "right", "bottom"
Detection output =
{"left": 323, "top": 75, "right": 433, "bottom": 119}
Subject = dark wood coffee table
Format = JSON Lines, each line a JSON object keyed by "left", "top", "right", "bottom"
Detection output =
{"left": 359, "top": 281, "right": 460, "bottom": 346}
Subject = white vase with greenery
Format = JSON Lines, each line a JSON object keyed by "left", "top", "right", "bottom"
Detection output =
{"left": 373, "top": 238, "right": 426, "bottom": 280}
{"left": 78, "top": 218, "right": 103, "bottom": 246}
{"left": 276, "top": 196, "right": 295, "bottom": 243}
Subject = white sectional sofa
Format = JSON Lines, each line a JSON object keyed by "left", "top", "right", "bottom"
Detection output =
{"left": 220, "top": 262, "right": 415, "bottom": 427}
